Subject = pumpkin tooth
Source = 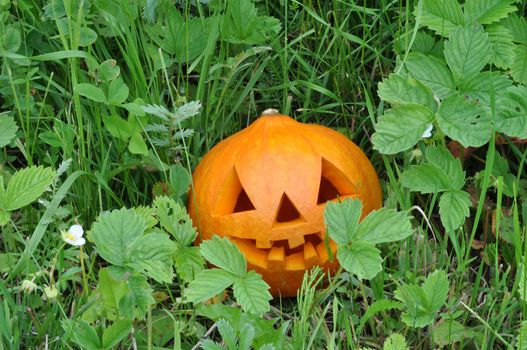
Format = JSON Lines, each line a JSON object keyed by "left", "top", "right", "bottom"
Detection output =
{"left": 256, "top": 239, "right": 272, "bottom": 249}
{"left": 303, "top": 242, "right": 319, "bottom": 267}
{"left": 268, "top": 246, "right": 285, "bottom": 263}
{"left": 288, "top": 235, "right": 305, "bottom": 249}
{"left": 284, "top": 251, "right": 306, "bottom": 271}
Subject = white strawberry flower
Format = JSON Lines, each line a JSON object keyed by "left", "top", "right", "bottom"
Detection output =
{"left": 422, "top": 124, "right": 433, "bottom": 138}
{"left": 61, "top": 224, "right": 85, "bottom": 246}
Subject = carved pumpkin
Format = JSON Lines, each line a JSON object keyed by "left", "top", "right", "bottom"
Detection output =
{"left": 188, "top": 109, "right": 382, "bottom": 296}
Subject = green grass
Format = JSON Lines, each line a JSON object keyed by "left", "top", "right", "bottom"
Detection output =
{"left": 1, "top": 0, "right": 527, "bottom": 349}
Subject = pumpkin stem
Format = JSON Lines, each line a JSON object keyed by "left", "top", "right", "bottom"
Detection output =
{"left": 261, "top": 108, "right": 280, "bottom": 116}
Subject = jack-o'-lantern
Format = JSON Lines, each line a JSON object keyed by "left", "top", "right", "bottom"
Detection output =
{"left": 188, "top": 109, "right": 382, "bottom": 296}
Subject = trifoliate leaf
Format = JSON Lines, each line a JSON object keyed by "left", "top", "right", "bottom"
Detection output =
{"left": 439, "top": 190, "right": 471, "bottom": 232}
{"left": 201, "top": 341, "right": 224, "bottom": 350}
{"left": 410, "top": 31, "right": 437, "bottom": 54}
{"left": 104, "top": 115, "right": 133, "bottom": 140}
{"left": 186, "top": 269, "right": 236, "bottom": 303}
{"left": 511, "top": 44, "right": 527, "bottom": 85}
{"left": 437, "top": 94, "right": 492, "bottom": 147}
{"left": 433, "top": 319, "right": 474, "bottom": 347}
{"left": 372, "top": 104, "right": 435, "bottom": 155}
{"left": 174, "top": 246, "right": 205, "bottom": 283}
{"left": 395, "top": 283, "right": 434, "bottom": 328}
{"left": 150, "top": 9, "right": 212, "bottom": 63}
{"left": 401, "top": 163, "right": 452, "bottom": 193}
{"left": 169, "top": 164, "right": 192, "bottom": 197}
{"left": 425, "top": 145, "right": 465, "bottom": 191}
{"left": 70, "top": 321, "right": 102, "bottom": 350}
{"left": 101, "top": 320, "right": 132, "bottom": 349}
{"left": 460, "top": 71, "right": 513, "bottom": 106}
{"left": 395, "top": 270, "right": 449, "bottom": 328}
{"left": 133, "top": 205, "right": 157, "bottom": 229}
{"left": 487, "top": 24, "right": 515, "bottom": 69}
{"left": 324, "top": 198, "right": 362, "bottom": 245}
{"left": 501, "top": 14, "right": 527, "bottom": 44}
{"left": 79, "top": 27, "right": 97, "bottom": 47}
{"left": 496, "top": 85, "right": 527, "bottom": 140}
{"left": 417, "top": 0, "right": 464, "bottom": 37}
{"left": 222, "top": 0, "right": 281, "bottom": 45}
{"left": 238, "top": 323, "right": 256, "bottom": 350}
{"left": 0, "top": 115, "right": 18, "bottom": 148}
{"left": 91, "top": 208, "right": 146, "bottom": 266}
{"left": 395, "top": 31, "right": 437, "bottom": 55}
{"left": 464, "top": 0, "right": 516, "bottom": 25}
{"left": 1, "top": 27, "right": 21, "bottom": 52}
{"left": 423, "top": 270, "right": 449, "bottom": 312}
{"left": 128, "top": 132, "right": 148, "bottom": 155}
{"left": 216, "top": 319, "right": 237, "bottom": 350}
{"left": 154, "top": 196, "right": 197, "bottom": 245}
{"left": 337, "top": 241, "right": 382, "bottom": 280}
{"left": 127, "top": 274, "right": 155, "bottom": 318}
{"left": 378, "top": 74, "right": 437, "bottom": 110}
{"left": 444, "top": 25, "right": 491, "bottom": 83}
{"left": 353, "top": 208, "right": 413, "bottom": 244}
{"left": 405, "top": 53, "right": 456, "bottom": 99}
{"left": 107, "top": 78, "right": 129, "bottom": 106}
{"left": 4, "top": 166, "right": 56, "bottom": 211}
{"left": 74, "top": 83, "right": 107, "bottom": 103}
{"left": 96, "top": 59, "right": 120, "bottom": 82}
{"left": 126, "top": 233, "right": 175, "bottom": 283}
{"left": 384, "top": 333, "right": 409, "bottom": 350}
{"left": 200, "top": 236, "right": 247, "bottom": 277}
{"left": 233, "top": 271, "right": 272, "bottom": 315}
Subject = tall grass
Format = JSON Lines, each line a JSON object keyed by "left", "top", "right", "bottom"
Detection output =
{"left": 1, "top": 0, "right": 526, "bottom": 349}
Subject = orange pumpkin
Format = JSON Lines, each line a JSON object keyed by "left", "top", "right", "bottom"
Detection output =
{"left": 188, "top": 109, "right": 382, "bottom": 296}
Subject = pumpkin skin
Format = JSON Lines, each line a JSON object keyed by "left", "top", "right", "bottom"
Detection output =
{"left": 188, "top": 111, "right": 382, "bottom": 296}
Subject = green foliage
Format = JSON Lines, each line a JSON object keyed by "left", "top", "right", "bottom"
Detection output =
{"left": 383, "top": 333, "right": 409, "bottom": 350}
{"left": 221, "top": 0, "right": 281, "bottom": 45}
{"left": 91, "top": 208, "right": 175, "bottom": 283}
{"left": 186, "top": 236, "right": 271, "bottom": 315}
{"left": 201, "top": 319, "right": 276, "bottom": 350}
{"left": 0, "top": 115, "right": 18, "bottom": 148}
{"left": 395, "top": 270, "right": 449, "bottom": 328}
{"left": 74, "top": 84, "right": 107, "bottom": 104}
{"left": 0, "top": 166, "right": 56, "bottom": 225}
{"left": 401, "top": 145, "right": 470, "bottom": 231}
{"left": 197, "top": 304, "right": 288, "bottom": 350}
{"left": 417, "top": 0, "right": 464, "bottom": 36}
{"left": 444, "top": 25, "right": 491, "bottom": 83}
{"left": 518, "top": 321, "right": 527, "bottom": 350}
{"left": 437, "top": 94, "right": 491, "bottom": 147}
{"left": 153, "top": 196, "right": 204, "bottom": 282}
{"left": 1, "top": 0, "right": 526, "bottom": 348}
{"left": 374, "top": 1, "right": 527, "bottom": 154}
{"left": 464, "top": 0, "right": 516, "bottom": 25}
{"left": 357, "top": 300, "right": 403, "bottom": 335}
{"left": 372, "top": 104, "right": 434, "bottom": 154}
{"left": 65, "top": 319, "right": 132, "bottom": 350}
{"left": 432, "top": 319, "right": 475, "bottom": 347}
{"left": 325, "top": 198, "right": 413, "bottom": 279}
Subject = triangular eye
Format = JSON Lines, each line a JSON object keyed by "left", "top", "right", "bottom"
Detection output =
{"left": 317, "top": 177, "right": 340, "bottom": 204}
{"left": 317, "top": 158, "right": 358, "bottom": 204}
{"left": 275, "top": 193, "right": 301, "bottom": 223}
{"left": 233, "top": 188, "right": 256, "bottom": 213}
{"left": 213, "top": 167, "right": 256, "bottom": 215}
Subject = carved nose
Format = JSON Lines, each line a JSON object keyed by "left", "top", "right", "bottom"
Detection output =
{"left": 275, "top": 193, "right": 303, "bottom": 223}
